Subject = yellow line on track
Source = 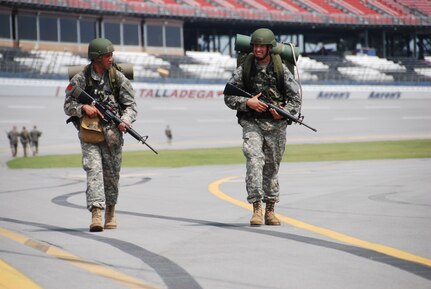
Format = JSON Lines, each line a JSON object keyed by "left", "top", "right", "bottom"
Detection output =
{"left": 0, "top": 259, "right": 43, "bottom": 289}
{"left": 208, "top": 176, "right": 431, "bottom": 268}
{"left": 0, "top": 227, "right": 160, "bottom": 289}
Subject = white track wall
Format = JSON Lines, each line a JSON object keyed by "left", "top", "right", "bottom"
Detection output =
{"left": 0, "top": 78, "right": 430, "bottom": 100}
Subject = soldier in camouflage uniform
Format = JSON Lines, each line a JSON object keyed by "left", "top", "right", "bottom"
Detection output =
{"left": 224, "top": 28, "right": 301, "bottom": 226}
{"left": 30, "top": 125, "right": 42, "bottom": 156}
{"left": 64, "top": 38, "right": 137, "bottom": 232}
{"left": 19, "top": 126, "right": 31, "bottom": 157}
{"left": 7, "top": 126, "right": 19, "bottom": 157}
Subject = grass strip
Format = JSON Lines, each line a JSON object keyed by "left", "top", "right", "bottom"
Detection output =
{"left": 7, "top": 139, "right": 431, "bottom": 169}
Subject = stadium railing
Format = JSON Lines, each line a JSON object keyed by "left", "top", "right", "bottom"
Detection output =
{"left": 6, "top": 0, "right": 431, "bottom": 26}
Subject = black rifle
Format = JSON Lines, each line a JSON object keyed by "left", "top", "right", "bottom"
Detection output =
{"left": 69, "top": 85, "right": 158, "bottom": 154}
{"left": 223, "top": 83, "right": 317, "bottom": 132}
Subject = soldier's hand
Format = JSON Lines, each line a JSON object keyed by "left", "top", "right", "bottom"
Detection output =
{"left": 82, "top": 104, "right": 102, "bottom": 118}
{"left": 246, "top": 93, "right": 268, "bottom": 113}
{"left": 269, "top": 108, "right": 283, "bottom": 120}
{"left": 118, "top": 119, "right": 131, "bottom": 133}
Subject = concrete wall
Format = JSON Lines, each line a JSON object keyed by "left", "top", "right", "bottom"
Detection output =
{"left": 0, "top": 78, "right": 430, "bottom": 100}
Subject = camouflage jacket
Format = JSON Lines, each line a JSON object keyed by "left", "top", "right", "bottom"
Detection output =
{"left": 64, "top": 65, "right": 137, "bottom": 125}
{"left": 7, "top": 130, "right": 19, "bottom": 144}
{"left": 20, "top": 129, "right": 30, "bottom": 144}
{"left": 30, "top": 129, "right": 42, "bottom": 141}
{"left": 224, "top": 58, "right": 301, "bottom": 119}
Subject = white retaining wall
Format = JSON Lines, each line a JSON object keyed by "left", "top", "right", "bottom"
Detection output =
{"left": 0, "top": 78, "right": 430, "bottom": 100}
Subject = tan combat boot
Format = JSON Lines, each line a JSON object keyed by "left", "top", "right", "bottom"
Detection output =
{"left": 250, "top": 201, "right": 263, "bottom": 226}
{"left": 104, "top": 205, "right": 117, "bottom": 229}
{"left": 265, "top": 200, "right": 281, "bottom": 226}
{"left": 90, "top": 207, "right": 103, "bottom": 232}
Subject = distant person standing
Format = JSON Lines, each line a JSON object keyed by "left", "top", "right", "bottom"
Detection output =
{"left": 7, "top": 126, "right": 19, "bottom": 157}
{"left": 19, "top": 126, "right": 31, "bottom": 157}
{"left": 165, "top": 125, "right": 172, "bottom": 145}
{"left": 30, "top": 125, "right": 42, "bottom": 156}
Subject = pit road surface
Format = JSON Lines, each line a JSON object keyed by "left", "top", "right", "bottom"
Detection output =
{"left": 1, "top": 94, "right": 430, "bottom": 288}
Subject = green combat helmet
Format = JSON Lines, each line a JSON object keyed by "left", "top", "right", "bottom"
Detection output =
{"left": 250, "top": 28, "right": 276, "bottom": 47}
{"left": 88, "top": 38, "right": 114, "bottom": 60}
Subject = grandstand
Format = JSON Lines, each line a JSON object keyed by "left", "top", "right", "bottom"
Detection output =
{"left": 0, "top": 0, "right": 430, "bottom": 85}
{"left": 2, "top": 46, "right": 431, "bottom": 85}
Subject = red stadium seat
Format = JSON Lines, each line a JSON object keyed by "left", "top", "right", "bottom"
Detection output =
{"left": 242, "top": 0, "right": 275, "bottom": 11}
{"left": 193, "top": 0, "right": 214, "bottom": 7}
{"left": 125, "top": 1, "right": 159, "bottom": 14}
{"left": 171, "top": 0, "right": 227, "bottom": 17}
{"left": 396, "top": 0, "right": 431, "bottom": 16}
{"left": 236, "top": 8, "right": 266, "bottom": 19}
{"left": 10, "top": 0, "right": 431, "bottom": 36}
{"left": 293, "top": 0, "right": 358, "bottom": 23}
{"left": 366, "top": 0, "right": 407, "bottom": 17}
{"left": 301, "top": 13, "right": 325, "bottom": 23}
{"left": 265, "top": 0, "right": 315, "bottom": 13}
{"left": 105, "top": 0, "right": 422, "bottom": 26}
{"left": 164, "top": 4, "right": 196, "bottom": 16}
{"left": 227, "top": 0, "right": 247, "bottom": 9}
{"left": 162, "top": 0, "right": 178, "bottom": 4}
{"left": 66, "top": 0, "right": 92, "bottom": 9}
{"left": 92, "top": 0, "right": 121, "bottom": 11}
{"left": 330, "top": 0, "right": 377, "bottom": 16}
{"left": 328, "top": 0, "right": 399, "bottom": 24}
{"left": 269, "top": 10, "right": 297, "bottom": 21}
{"left": 201, "top": 6, "right": 230, "bottom": 18}
{"left": 210, "top": 0, "right": 236, "bottom": 9}
{"left": 296, "top": 0, "right": 346, "bottom": 15}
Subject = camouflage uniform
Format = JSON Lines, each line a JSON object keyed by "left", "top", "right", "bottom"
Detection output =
{"left": 19, "top": 127, "right": 31, "bottom": 157}
{"left": 7, "top": 127, "right": 19, "bottom": 157}
{"left": 64, "top": 66, "right": 137, "bottom": 211}
{"left": 224, "top": 57, "right": 301, "bottom": 204}
{"left": 30, "top": 126, "right": 42, "bottom": 155}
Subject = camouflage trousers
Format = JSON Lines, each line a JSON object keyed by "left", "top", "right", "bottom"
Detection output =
{"left": 81, "top": 139, "right": 122, "bottom": 211}
{"left": 10, "top": 142, "right": 18, "bottom": 157}
{"left": 21, "top": 142, "right": 29, "bottom": 157}
{"left": 240, "top": 118, "right": 287, "bottom": 204}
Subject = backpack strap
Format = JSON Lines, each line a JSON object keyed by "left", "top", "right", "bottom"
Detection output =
{"left": 109, "top": 65, "right": 120, "bottom": 97}
{"left": 83, "top": 63, "right": 120, "bottom": 99}
{"left": 271, "top": 54, "right": 285, "bottom": 96}
{"left": 83, "top": 64, "right": 91, "bottom": 90}
{"left": 236, "top": 51, "right": 249, "bottom": 68}
{"left": 242, "top": 53, "right": 285, "bottom": 97}
{"left": 242, "top": 53, "right": 255, "bottom": 92}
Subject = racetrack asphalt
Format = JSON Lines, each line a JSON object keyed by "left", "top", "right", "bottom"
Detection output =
{"left": 1, "top": 95, "right": 431, "bottom": 288}
{"left": 1, "top": 158, "right": 430, "bottom": 289}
